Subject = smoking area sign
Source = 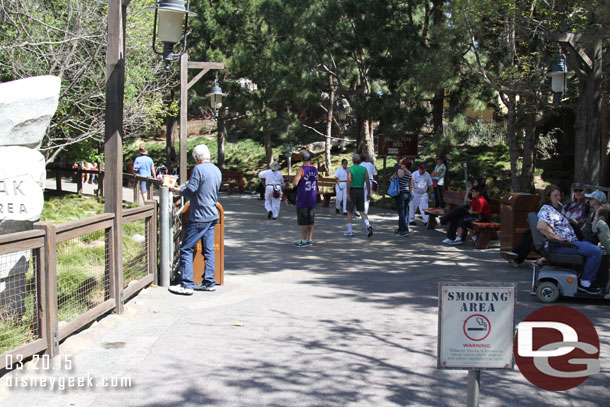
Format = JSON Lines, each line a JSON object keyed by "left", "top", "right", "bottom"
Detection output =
{"left": 438, "top": 283, "right": 515, "bottom": 369}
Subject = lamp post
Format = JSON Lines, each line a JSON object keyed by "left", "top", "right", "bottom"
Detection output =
{"left": 148, "top": 0, "right": 196, "bottom": 70}
{"left": 206, "top": 77, "right": 226, "bottom": 118}
{"left": 546, "top": 54, "right": 572, "bottom": 106}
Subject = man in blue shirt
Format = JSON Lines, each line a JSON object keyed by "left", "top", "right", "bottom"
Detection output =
{"left": 133, "top": 146, "right": 155, "bottom": 205}
{"left": 168, "top": 144, "right": 222, "bottom": 295}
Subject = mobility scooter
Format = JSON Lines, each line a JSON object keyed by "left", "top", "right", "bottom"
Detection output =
{"left": 528, "top": 212, "right": 610, "bottom": 303}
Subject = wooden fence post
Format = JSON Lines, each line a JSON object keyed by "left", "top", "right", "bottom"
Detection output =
{"left": 146, "top": 200, "right": 158, "bottom": 285}
{"left": 34, "top": 222, "right": 59, "bottom": 357}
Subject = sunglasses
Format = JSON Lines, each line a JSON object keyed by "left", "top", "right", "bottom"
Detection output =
{"left": 573, "top": 189, "right": 584, "bottom": 192}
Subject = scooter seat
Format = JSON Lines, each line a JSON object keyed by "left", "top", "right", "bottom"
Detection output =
{"left": 549, "top": 252, "right": 584, "bottom": 266}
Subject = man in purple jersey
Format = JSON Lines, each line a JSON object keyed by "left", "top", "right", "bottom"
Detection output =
{"left": 291, "top": 151, "right": 318, "bottom": 247}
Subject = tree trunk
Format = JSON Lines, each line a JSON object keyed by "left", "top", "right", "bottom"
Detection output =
{"left": 362, "top": 118, "right": 375, "bottom": 162}
{"left": 262, "top": 100, "right": 272, "bottom": 165}
{"left": 505, "top": 94, "right": 521, "bottom": 192}
{"left": 520, "top": 98, "right": 537, "bottom": 193}
{"left": 432, "top": 88, "right": 444, "bottom": 137}
{"left": 165, "top": 89, "right": 177, "bottom": 169}
{"left": 217, "top": 113, "right": 226, "bottom": 169}
{"left": 325, "top": 76, "right": 335, "bottom": 175}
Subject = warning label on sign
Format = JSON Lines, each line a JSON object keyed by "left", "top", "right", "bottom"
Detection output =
{"left": 438, "top": 283, "right": 515, "bottom": 370}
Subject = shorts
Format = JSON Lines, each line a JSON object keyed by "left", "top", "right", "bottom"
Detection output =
{"left": 139, "top": 180, "right": 147, "bottom": 193}
{"left": 297, "top": 207, "right": 315, "bottom": 226}
{"left": 347, "top": 188, "right": 365, "bottom": 213}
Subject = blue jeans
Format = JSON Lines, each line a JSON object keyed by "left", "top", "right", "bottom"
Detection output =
{"left": 395, "top": 191, "right": 410, "bottom": 233}
{"left": 179, "top": 220, "right": 217, "bottom": 289}
{"left": 552, "top": 240, "right": 603, "bottom": 282}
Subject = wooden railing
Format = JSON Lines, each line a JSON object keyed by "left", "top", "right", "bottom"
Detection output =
{"left": 0, "top": 202, "right": 157, "bottom": 366}
{"left": 46, "top": 167, "right": 162, "bottom": 201}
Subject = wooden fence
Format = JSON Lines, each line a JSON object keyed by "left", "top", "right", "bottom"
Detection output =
{"left": 0, "top": 202, "right": 157, "bottom": 367}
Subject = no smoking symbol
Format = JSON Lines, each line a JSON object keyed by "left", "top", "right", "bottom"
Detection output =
{"left": 463, "top": 314, "right": 491, "bottom": 341}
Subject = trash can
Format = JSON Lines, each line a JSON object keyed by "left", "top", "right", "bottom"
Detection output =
{"left": 190, "top": 202, "right": 224, "bottom": 285}
{"left": 500, "top": 193, "right": 540, "bottom": 252}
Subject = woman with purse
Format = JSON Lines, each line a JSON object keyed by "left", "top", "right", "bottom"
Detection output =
{"left": 390, "top": 159, "right": 412, "bottom": 236}
{"left": 258, "top": 161, "right": 284, "bottom": 219}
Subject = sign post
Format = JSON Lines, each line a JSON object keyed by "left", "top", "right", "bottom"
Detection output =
{"left": 438, "top": 282, "right": 515, "bottom": 406}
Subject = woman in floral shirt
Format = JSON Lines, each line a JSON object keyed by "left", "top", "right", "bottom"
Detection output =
{"left": 537, "top": 184, "right": 603, "bottom": 293}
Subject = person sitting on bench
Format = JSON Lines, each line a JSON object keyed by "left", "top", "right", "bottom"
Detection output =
{"left": 442, "top": 185, "right": 490, "bottom": 245}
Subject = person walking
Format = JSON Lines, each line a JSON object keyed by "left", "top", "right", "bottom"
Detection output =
{"left": 292, "top": 151, "right": 318, "bottom": 247}
{"left": 258, "top": 161, "right": 284, "bottom": 219}
{"left": 359, "top": 154, "right": 378, "bottom": 215}
{"left": 409, "top": 163, "right": 432, "bottom": 225}
{"left": 133, "top": 146, "right": 155, "bottom": 205}
{"left": 345, "top": 153, "right": 373, "bottom": 237}
{"left": 334, "top": 159, "right": 349, "bottom": 215}
{"left": 168, "top": 144, "right": 222, "bottom": 295}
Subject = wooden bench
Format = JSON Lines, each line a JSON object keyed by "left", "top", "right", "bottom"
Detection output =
{"left": 423, "top": 190, "right": 465, "bottom": 229}
{"left": 221, "top": 170, "right": 245, "bottom": 194}
{"left": 472, "top": 198, "right": 501, "bottom": 249}
{"left": 423, "top": 191, "right": 502, "bottom": 249}
{"left": 282, "top": 174, "right": 336, "bottom": 207}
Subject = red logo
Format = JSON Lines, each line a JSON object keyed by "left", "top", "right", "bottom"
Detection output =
{"left": 513, "top": 305, "right": 600, "bottom": 391}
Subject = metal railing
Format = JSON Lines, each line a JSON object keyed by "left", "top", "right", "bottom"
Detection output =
{"left": 0, "top": 202, "right": 157, "bottom": 366}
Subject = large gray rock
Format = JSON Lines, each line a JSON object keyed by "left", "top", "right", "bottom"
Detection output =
{"left": 0, "top": 75, "right": 61, "bottom": 148}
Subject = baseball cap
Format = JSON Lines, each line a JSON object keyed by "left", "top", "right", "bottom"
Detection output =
{"left": 352, "top": 153, "right": 360, "bottom": 162}
{"left": 572, "top": 182, "right": 585, "bottom": 190}
{"left": 301, "top": 151, "right": 312, "bottom": 161}
{"left": 585, "top": 190, "right": 607, "bottom": 203}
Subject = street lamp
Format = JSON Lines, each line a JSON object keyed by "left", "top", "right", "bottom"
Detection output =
{"left": 148, "top": 0, "right": 196, "bottom": 70}
{"left": 547, "top": 54, "right": 572, "bottom": 105}
{"left": 206, "top": 77, "right": 226, "bottom": 118}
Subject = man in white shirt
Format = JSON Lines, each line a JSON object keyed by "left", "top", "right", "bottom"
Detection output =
{"left": 359, "top": 155, "right": 377, "bottom": 214}
{"left": 258, "top": 161, "right": 284, "bottom": 219}
{"left": 409, "top": 163, "right": 433, "bottom": 225}
{"left": 334, "top": 159, "right": 349, "bottom": 215}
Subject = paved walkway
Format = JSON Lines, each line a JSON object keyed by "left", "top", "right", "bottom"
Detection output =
{"left": 1, "top": 193, "right": 609, "bottom": 406}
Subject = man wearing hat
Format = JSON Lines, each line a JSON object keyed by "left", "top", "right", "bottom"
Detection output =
{"left": 582, "top": 189, "right": 608, "bottom": 243}
{"left": 133, "top": 146, "right": 155, "bottom": 205}
{"left": 408, "top": 163, "right": 433, "bottom": 225}
{"left": 345, "top": 153, "right": 373, "bottom": 237}
{"left": 258, "top": 161, "right": 284, "bottom": 219}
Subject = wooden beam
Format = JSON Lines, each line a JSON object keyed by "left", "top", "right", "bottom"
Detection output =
{"left": 105, "top": 0, "right": 125, "bottom": 314}
{"left": 180, "top": 53, "right": 188, "bottom": 184}
{"left": 548, "top": 32, "right": 593, "bottom": 70}
{"left": 187, "top": 68, "right": 211, "bottom": 90}
{"left": 187, "top": 61, "right": 224, "bottom": 70}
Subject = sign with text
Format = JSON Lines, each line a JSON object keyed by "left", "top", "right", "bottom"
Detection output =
{"left": 377, "top": 134, "right": 418, "bottom": 157}
{"left": 438, "top": 283, "right": 515, "bottom": 369}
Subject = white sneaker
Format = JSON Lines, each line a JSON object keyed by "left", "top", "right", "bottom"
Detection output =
{"left": 344, "top": 231, "right": 355, "bottom": 237}
{"left": 442, "top": 238, "right": 453, "bottom": 244}
{"left": 168, "top": 285, "right": 193, "bottom": 296}
{"left": 449, "top": 238, "right": 463, "bottom": 245}
{"left": 472, "top": 235, "right": 478, "bottom": 243}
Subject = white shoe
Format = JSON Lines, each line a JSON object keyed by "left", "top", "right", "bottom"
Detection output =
{"left": 449, "top": 238, "right": 463, "bottom": 245}
{"left": 442, "top": 238, "right": 453, "bottom": 244}
{"left": 344, "top": 231, "right": 355, "bottom": 237}
{"left": 168, "top": 285, "right": 193, "bottom": 296}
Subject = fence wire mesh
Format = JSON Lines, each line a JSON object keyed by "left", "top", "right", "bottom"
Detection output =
{"left": 0, "top": 249, "right": 40, "bottom": 354}
{"left": 122, "top": 217, "right": 149, "bottom": 288}
{"left": 56, "top": 230, "right": 109, "bottom": 324}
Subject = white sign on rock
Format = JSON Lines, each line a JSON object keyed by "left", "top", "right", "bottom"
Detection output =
{"left": 438, "top": 282, "right": 515, "bottom": 370}
{"left": 0, "top": 147, "right": 46, "bottom": 221}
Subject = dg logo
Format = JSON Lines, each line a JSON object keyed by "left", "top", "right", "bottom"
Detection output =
{"left": 513, "top": 305, "right": 600, "bottom": 391}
